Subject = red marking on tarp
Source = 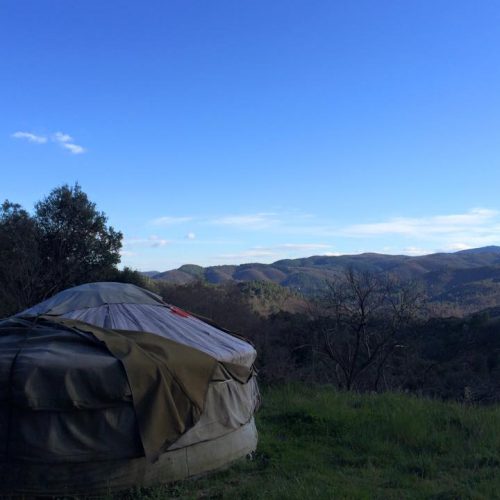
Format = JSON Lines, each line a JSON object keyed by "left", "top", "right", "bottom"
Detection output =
{"left": 170, "top": 306, "right": 190, "bottom": 318}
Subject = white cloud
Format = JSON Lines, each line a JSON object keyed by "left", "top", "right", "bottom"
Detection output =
{"left": 61, "top": 142, "right": 85, "bottom": 154}
{"left": 445, "top": 242, "right": 473, "bottom": 251}
{"left": 214, "top": 242, "right": 335, "bottom": 264}
{"left": 336, "top": 208, "right": 500, "bottom": 254}
{"left": 210, "top": 213, "right": 279, "bottom": 229}
{"left": 401, "top": 246, "right": 432, "bottom": 256}
{"left": 122, "top": 208, "right": 500, "bottom": 269}
{"left": 52, "top": 131, "right": 86, "bottom": 154}
{"left": 279, "top": 243, "right": 331, "bottom": 250}
{"left": 150, "top": 216, "right": 194, "bottom": 226}
{"left": 11, "top": 129, "right": 86, "bottom": 154}
{"left": 217, "top": 248, "right": 279, "bottom": 260}
{"left": 149, "top": 235, "right": 169, "bottom": 247}
{"left": 124, "top": 235, "right": 169, "bottom": 248}
{"left": 52, "top": 131, "right": 73, "bottom": 143}
{"left": 149, "top": 210, "right": 320, "bottom": 233}
{"left": 11, "top": 131, "right": 47, "bottom": 144}
{"left": 343, "top": 208, "right": 499, "bottom": 237}
{"left": 120, "top": 250, "right": 136, "bottom": 257}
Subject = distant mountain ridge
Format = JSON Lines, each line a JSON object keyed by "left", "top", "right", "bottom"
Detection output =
{"left": 144, "top": 246, "right": 500, "bottom": 314}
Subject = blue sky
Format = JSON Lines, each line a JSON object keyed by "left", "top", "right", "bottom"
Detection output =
{"left": 1, "top": 1, "right": 500, "bottom": 271}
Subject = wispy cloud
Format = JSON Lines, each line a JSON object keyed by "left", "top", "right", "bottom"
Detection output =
{"left": 150, "top": 216, "right": 194, "bottom": 226}
{"left": 61, "top": 143, "right": 86, "bottom": 154}
{"left": 148, "top": 211, "right": 311, "bottom": 232}
{"left": 343, "top": 208, "right": 498, "bottom": 237}
{"left": 124, "top": 208, "right": 500, "bottom": 270}
{"left": 278, "top": 243, "right": 331, "bottom": 250}
{"left": 215, "top": 242, "right": 334, "bottom": 263}
{"left": 149, "top": 235, "right": 169, "bottom": 247}
{"left": 337, "top": 208, "right": 500, "bottom": 253}
{"left": 445, "top": 242, "right": 473, "bottom": 251}
{"left": 401, "top": 246, "right": 433, "bottom": 256}
{"left": 210, "top": 212, "right": 280, "bottom": 229}
{"left": 11, "top": 129, "right": 86, "bottom": 154}
{"left": 11, "top": 131, "right": 47, "bottom": 144}
{"left": 124, "top": 235, "right": 169, "bottom": 248}
{"left": 52, "top": 132, "right": 73, "bottom": 143}
{"left": 120, "top": 250, "right": 136, "bottom": 257}
{"left": 52, "top": 131, "right": 86, "bottom": 155}
{"left": 216, "top": 248, "right": 279, "bottom": 260}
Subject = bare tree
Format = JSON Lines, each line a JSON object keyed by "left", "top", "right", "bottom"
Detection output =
{"left": 320, "top": 269, "right": 424, "bottom": 391}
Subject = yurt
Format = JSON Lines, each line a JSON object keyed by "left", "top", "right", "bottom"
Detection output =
{"left": 0, "top": 282, "right": 259, "bottom": 496}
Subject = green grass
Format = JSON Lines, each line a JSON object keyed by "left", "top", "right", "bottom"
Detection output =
{"left": 118, "top": 385, "right": 500, "bottom": 499}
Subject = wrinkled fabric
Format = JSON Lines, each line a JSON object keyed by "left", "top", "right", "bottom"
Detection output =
{"left": 0, "top": 318, "right": 130, "bottom": 409}
{"left": 169, "top": 376, "right": 260, "bottom": 449}
{"left": 0, "top": 316, "right": 222, "bottom": 462}
{"left": 3, "top": 282, "right": 259, "bottom": 466}
{"left": 19, "top": 282, "right": 257, "bottom": 367}
{"left": 58, "top": 303, "right": 256, "bottom": 367}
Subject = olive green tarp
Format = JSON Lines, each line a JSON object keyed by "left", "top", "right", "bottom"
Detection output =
{"left": 0, "top": 315, "right": 253, "bottom": 463}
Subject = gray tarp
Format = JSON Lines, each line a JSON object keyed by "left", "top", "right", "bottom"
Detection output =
{"left": 20, "top": 282, "right": 257, "bottom": 367}
{"left": 20, "top": 282, "right": 165, "bottom": 314}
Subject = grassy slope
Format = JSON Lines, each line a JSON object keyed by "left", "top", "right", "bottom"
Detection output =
{"left": 120, "top": 385, "right": 500, "bottom": 500}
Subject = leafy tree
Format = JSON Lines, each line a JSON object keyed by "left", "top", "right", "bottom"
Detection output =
{"left": 0, "top": 184, "right": 124, "bottom": 316}
{"left": 0, "top": 202, "right": 43, "bottom": 315}
{"left": 35, "top": 183, "right": 123, "bottom": 296}
{"left": 107, "top": 266, "right": 152, "bottom": 289}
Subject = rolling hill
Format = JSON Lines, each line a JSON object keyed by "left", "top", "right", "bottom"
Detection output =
{"left": 146, "top": 246, "right": 500, "bottom": 313}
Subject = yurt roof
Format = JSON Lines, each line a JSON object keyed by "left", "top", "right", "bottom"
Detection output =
{"left": 19, "top": 282, "right": 256, "bottom": 367}
{"left": 20, "top": 282, "right": 165, "bottom": 315}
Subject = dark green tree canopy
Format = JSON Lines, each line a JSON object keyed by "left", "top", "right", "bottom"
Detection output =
{"left": 0, "top": 184, "right": 123, "bottom": 316}
{"left": 35, "top": 184, "right": 123, "bottom": 294}
{"left": 0, "top": 201, "right": 43, "bottom": 313}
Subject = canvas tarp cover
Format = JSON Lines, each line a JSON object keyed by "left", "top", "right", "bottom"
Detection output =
{"left": 0, "top": 315, "right": 245, "bottom": 463}
{"left": 19, "top": 282, "right": 165, "bottom": 314}
{"left": 20, "top": 283, "right": 257, "bottom": 368}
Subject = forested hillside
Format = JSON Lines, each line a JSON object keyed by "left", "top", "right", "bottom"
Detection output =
{"left": 147, "top": 247, "right": 500, "bottom": 315}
